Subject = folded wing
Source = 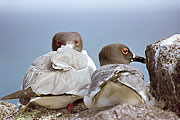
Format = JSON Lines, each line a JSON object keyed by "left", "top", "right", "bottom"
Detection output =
{"left": 23, "top": 47, "right": 93, "bottom": 96}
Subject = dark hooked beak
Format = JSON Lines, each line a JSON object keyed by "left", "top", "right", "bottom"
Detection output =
{"left": 131, "top": 53, "right": 146, "bottom": 64}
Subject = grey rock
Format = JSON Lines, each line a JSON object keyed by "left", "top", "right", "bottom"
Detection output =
{"left": 0, "top": 101, "right": 18, "bottom": 120}
{"left": 72, "top": 104, "right": 179, "bottom": 120}
{"left": 2, "top": 101, "right": 179, "bottom": 119}
{"left": 145, "top": 34, "right": 180, "bottom": 116}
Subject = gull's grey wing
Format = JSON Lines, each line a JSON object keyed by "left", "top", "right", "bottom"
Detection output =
{"left": 84, "top": 64, "right": 147, "bottom": 108}
{"left": 1, "top": 48, "right": 95, "bottom": 107}
{"left": 22, "top": 51, "right": 55, "bottom": 89}
{"left": 1, "top": 52, "right": 55, "bottom": 104}
{"left": 23, "top": 47, "right": 91, "bottom": 96}
{"left": 88, "top": 64, "right": 145, "bottom": 95}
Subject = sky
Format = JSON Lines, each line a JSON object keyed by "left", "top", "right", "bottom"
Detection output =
{"left": 0, "top": 0, "right": 179, "bottom": 104}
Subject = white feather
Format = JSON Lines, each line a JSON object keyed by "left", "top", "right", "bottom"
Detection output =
{"left": 31, "top": 96, "right": 80, "bottom": 109}
{"left": 22, "top": 47, "right": 96, "bottom": 109}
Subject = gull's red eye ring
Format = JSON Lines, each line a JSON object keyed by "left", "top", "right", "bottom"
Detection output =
{"left": 121, "top": 48, "right": 129, "bottom": 55}
{"left": 75, "top": 40, "right": 79, "bottom": 46}
{"left": 56, "top": 40, "right": 61, "bottom": 47}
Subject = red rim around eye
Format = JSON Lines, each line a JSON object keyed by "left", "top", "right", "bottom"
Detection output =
{"left": 75, "top": 40, "right": 79, "bottom": 46}
{"left": 121, "top": 48, "right": 129, "bottom": 55}
{"left": 56, "top": 40, "right": 61, "bottom": 47}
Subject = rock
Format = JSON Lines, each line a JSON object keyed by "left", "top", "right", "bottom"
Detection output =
{"left": 72, "top": 104, "right": 179, "bottom": 120}
{"left": 0, "top": 99, "right": 87, "bottom": 120}
{"left": 145, "top": 34, "right": 180, "bottom": 116}
{"left": 0, "top": 101, "right": 18, "bottom": 119}
{"left": 1, "top": 101, "right": 179, "bottom": 119}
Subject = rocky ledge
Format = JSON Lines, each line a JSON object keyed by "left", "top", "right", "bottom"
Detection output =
{"left": 0, "top": 100, "right": 179, "bottom": 120}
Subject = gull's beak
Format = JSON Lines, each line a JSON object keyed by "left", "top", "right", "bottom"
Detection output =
{"left": 131, "top": 53, "right": 146, "bottom": 64}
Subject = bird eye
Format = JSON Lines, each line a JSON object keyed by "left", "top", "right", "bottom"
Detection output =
{"left": 121, "top": 48, "right": 129, "bottom": 55}
{"left": 56, "top": 40, "right": 61, "bottom": 47}
{"left": 75, "top": 40, "right": 79, "bottom": 46}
